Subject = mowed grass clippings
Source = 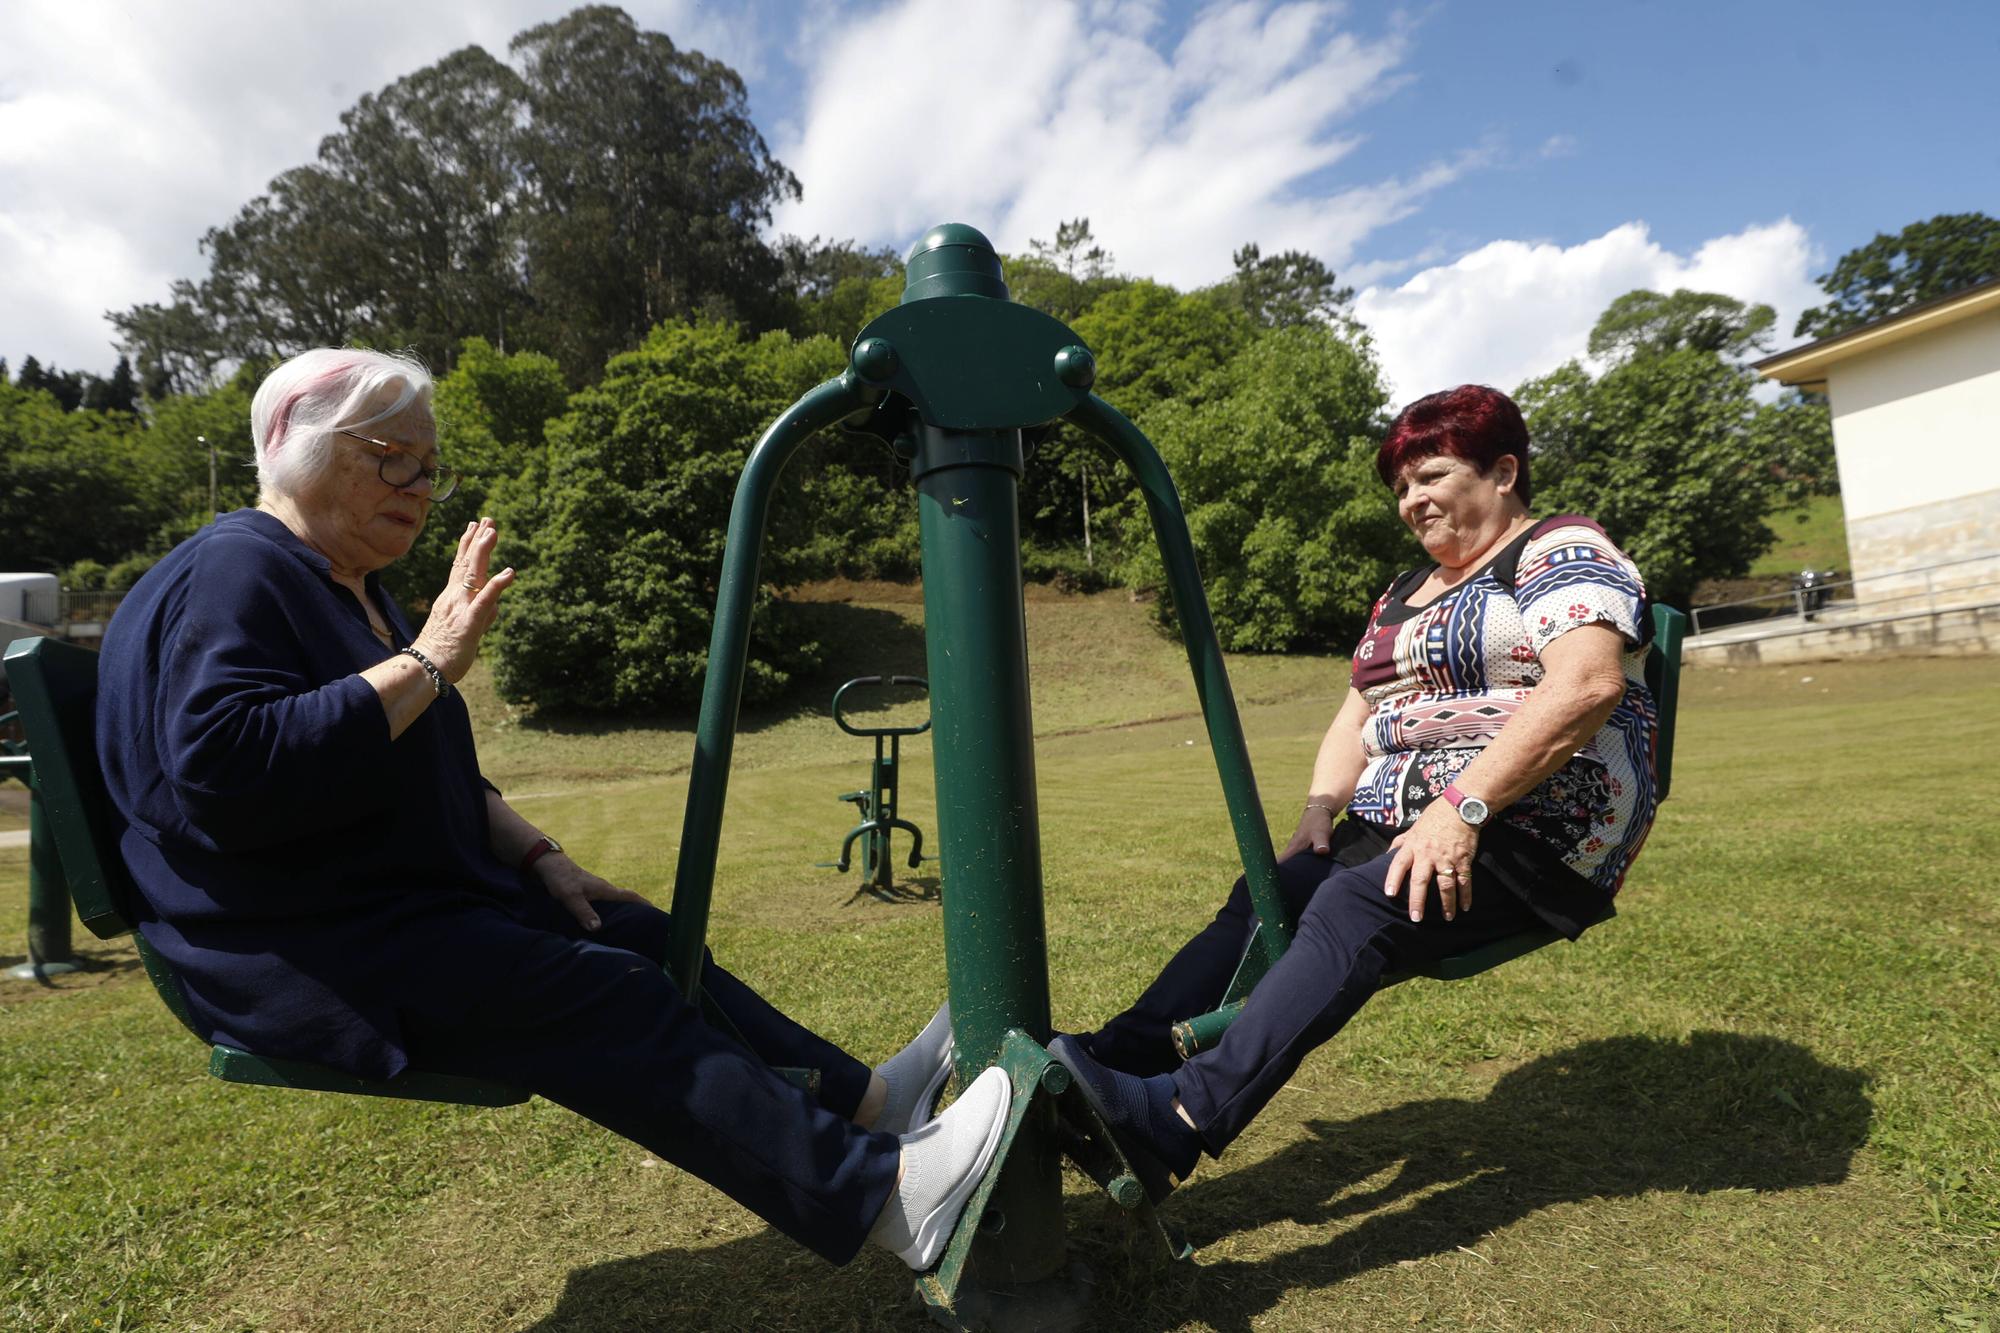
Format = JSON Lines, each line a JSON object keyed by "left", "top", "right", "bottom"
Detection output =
{"left": 0, "top": 590, "right": 1993, "bottom": 1331}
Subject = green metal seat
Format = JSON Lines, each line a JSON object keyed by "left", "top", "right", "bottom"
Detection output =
{"left": 1171, "top": 604, "right": 1687, "bottom": 1059}
{"left": 3, "top": 635, "right": 528, "bottom": 1107}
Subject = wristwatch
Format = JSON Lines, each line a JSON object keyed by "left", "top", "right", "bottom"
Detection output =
{"left": 519, "top": 835, "right": 563, "bottom": 871}
{"left": 1441, "top": 784, "right": 1490, "bottom": 828}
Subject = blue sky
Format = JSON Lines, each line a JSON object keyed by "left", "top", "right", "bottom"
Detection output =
{"left": 1318, "top": 0, "right": 1998, "bottom": 265}
{"left": 2, "top": 0, "right": 1993, "bottom": 404}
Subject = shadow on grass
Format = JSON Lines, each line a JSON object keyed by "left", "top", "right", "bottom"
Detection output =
{"left": 512, "top": 601, "right": 931, "bottom": 741}
{"left": 0, "top": 949, "right": 142, "bottom": 991}
{"left": 522, "top": 1031, "right": 1869, "bottom": 1331}
{"left": 842, "top": 875, "right": 941, "bottom": 907}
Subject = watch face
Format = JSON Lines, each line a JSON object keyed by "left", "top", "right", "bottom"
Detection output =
{"left": 1458, "top": 796, "right": 1490, "bottom": 825}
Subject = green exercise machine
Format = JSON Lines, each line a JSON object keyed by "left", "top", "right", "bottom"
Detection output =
{"left": 816, "top": 674, "right": 932, "bottom": 897}
{"left": 3, "top": 219, "right": 1688, "bottom": 1332}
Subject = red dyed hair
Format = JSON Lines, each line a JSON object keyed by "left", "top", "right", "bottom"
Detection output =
{"left": 1376, "top": 384, "right": 1532, "bottom": 506}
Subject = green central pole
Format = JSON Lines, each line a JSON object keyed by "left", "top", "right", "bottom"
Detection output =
{"left": 916, "top": 424, "right": 1050, "bottom": 1067}
{"left": 904, "top": 232, "right": 1068, "bottom": 1307}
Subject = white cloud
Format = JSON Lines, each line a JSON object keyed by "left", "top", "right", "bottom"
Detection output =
{"left": 0, "top": 0, "right": 1827, "bottom": 415}
{"left": 0, "top": 0, "right": 753, "bottom": 371}
{"left": 1354, "top": 218, "right": 1822, "bottom": 407}
{"left": 773, "top": 0, "right": 1473, "bottom": 285}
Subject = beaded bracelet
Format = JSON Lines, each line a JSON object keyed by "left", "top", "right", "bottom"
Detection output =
{"left": 1303, "top": 801, "right": 1340, "bottom": 816}
{"left": 398, "top": 645, "right": 451, "bottom": 698}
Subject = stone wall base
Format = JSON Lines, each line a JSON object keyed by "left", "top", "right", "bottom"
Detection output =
{"left": 1847, "top": 489, "right": 2000, "bottom": 605}
{"left": 1686, "top": 602, "right": 2000, "bottom": 668}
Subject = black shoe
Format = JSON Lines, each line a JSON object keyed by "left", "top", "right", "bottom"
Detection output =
{"left": 1049, "top": 1034, "right": 1186, "bottom": 1204}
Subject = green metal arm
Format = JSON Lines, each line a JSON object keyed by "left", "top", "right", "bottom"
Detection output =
{"left": 1065, "top": 394, "right": 1290, "bottom": 958}
{"left": 666, "top": 372, "right": 878, "bottom": 995}
{"left": 830, "top": 674, "right": 932, "bottom": 738}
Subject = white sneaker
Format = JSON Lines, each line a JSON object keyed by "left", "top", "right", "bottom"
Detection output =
{"left": 869, "top": 1064, "right": 1011, "bottom": 1270}
{"left": 872, "top": 1001, "right": 955, "bottom": 1136}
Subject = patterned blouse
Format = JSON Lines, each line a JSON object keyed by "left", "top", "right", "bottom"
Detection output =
{"left": 1347, "top": 515, "right": 1659, "bottom": 892}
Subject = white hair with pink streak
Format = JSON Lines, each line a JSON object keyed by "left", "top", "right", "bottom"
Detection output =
{"left": 249, "top": 348, "right": 434, "bottom": 501}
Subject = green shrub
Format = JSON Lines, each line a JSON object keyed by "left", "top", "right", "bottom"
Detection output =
{"left": 489, "top": 321, "right": 882, "bottom": 712}
{"left": 1119, "top": 324, "right": 1411, "bottom": 651}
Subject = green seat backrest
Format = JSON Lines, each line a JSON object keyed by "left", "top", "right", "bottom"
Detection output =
{"left": 1645, "top": 604, "right": 1686, "bottom": 802}
{"left": 3, "top": 637, "right": 141, "bottom": 940}
{"left": 2, "top": 634, "right": 527, "bottom": 1107}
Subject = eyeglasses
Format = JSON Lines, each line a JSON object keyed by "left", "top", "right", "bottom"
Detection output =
{"left": 339, "top": 430, "right": 460, "bottom": 501}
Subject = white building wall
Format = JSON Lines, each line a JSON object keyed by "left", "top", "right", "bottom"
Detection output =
{"left": 0, "top": 574, "right": 58, "bottom": 624}
{"left": 1824, "top": 307, "right": 2000, "bottom": 597}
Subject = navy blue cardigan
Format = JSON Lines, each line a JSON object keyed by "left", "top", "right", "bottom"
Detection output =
{"left": 97, "top": 510, "right": 525, "bottom": 1078}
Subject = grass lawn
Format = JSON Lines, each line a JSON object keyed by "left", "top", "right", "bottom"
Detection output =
{"left": 1749, "top": 494, "right": 1851, "bottom": 579}
{"left": 2, "top": 587, "right": 1995, "bottom": 1331}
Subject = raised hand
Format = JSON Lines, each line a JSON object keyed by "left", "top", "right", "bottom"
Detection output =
{"left": 412, "top": 517, "right": 515, "bottom": 683}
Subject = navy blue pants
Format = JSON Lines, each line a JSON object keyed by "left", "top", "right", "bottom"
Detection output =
{"left": 396, "top": 894, "right": 900, "bottom": 1265}
{"left": 1087, "top": 850, "right": 1547, "bottom": 1154}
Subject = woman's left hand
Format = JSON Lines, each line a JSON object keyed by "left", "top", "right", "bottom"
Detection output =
{"left": 1383, "top": 799, "right": 1481, "bottom": 923}
{"left": 532, "top": 855, "right": 652, "bottom": 932}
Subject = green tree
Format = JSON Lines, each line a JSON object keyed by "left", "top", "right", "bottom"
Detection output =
{"left": 778, "top": 236, "right": 902, "bottom": 344}
{"left": 81, "top": 357, "right": 141, "bottom": 415}
{"left": 135, "top": 376, "right": 260, "bottom": 527}
{"left": 112, "top": 46, "right": 528, "bottom": 376}
{"left": 1587, "top": 288, "right": 1776, "bottom": 362}
{"left": 381, "top": 338, "right": 572, "bottom": 607}
{"left": 1518, "top": 349, "right": 1789, "bottom": 609}
{"left": 1795, "top": 212, "right": 2000, "bottom": 340}
{"left": 1209, "top": 243, "right": 1355, "bottom": 329}
{"left": 16, "top": 359, "right": 86, "bottom": 413}
{"left": 510, "top": 7, "right": 800, "bottom": 381}
{"left": 108, "top": 299, "right": 230, "bottom": 398}
{"left": 487, "top": 321, "right": 854, "bottom": 712}
{"left": 0, "top": 381, "right": 155, "bottom": 569}
{"left": 1072, "top": 280, "right": 1255, "bottom": 417}
{"left": 1120, "top": 324, "right": 1404, "bottom": 649}
{"left": 1013, "top": 282, "right": 1256, "bottom": 571}
{"left": 1748, "top": 389, "right": 1838, "bottom": 499}
{"left": 1008, "top": 219, "right": 1127, "bottom": 322}
{"left": 110, "top": 7, "right": 800, "bottom": 386}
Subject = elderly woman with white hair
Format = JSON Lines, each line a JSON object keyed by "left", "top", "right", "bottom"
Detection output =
{"left": 95, "top": 347, "right": 1007, "bottom": 1272}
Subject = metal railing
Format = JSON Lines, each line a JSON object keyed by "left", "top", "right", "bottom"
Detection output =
{"left": 1690, "top": 551, "right": 2000, "bottom": 636}
{"left": 10, "top": 588, "right": 133, "bottom": 632}
{"left": 60, "top": 589, "right": 129, "bottom": 627}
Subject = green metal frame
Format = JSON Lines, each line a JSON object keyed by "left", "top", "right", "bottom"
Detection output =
{"left": 817, "top": 674, "right": 931, "bottom": 895}
{"left": 0, "top": 736, "right": 82, "bottom": 982}
{"left": 1, "top": 635, "right": 528, "bottom": 1107}
{"left": 1167, "top": 603, "right": 1689, "bottom": 1060}
{"left": 663, "top": 224, "right": 1284, "bottom": 1323}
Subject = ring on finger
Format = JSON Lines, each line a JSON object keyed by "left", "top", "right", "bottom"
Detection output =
{"left": 463, "top": 577, "right": 479, "bottom": 591}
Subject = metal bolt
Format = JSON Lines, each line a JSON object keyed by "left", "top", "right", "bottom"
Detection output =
{"left": 852, "top": 337, "right": 900, "bottom": 384}
{"left": 1053, "top": 344, "right": 1096, "bottom": 390}
{"left": 1106, "top": 1174, "right": 1145, "bottom": 1210}
{"left": 1039, "top": 1061, "right": 1072, "bottom": 1095}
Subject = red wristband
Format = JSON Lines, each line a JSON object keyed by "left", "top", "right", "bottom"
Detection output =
{"left": 519, "top": 835, "right": 562, "bottom": 872}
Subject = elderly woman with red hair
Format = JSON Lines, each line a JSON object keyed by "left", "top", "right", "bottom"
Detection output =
{"left": 1052, "top": 384, "right": 1659, "bottom": 1203}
